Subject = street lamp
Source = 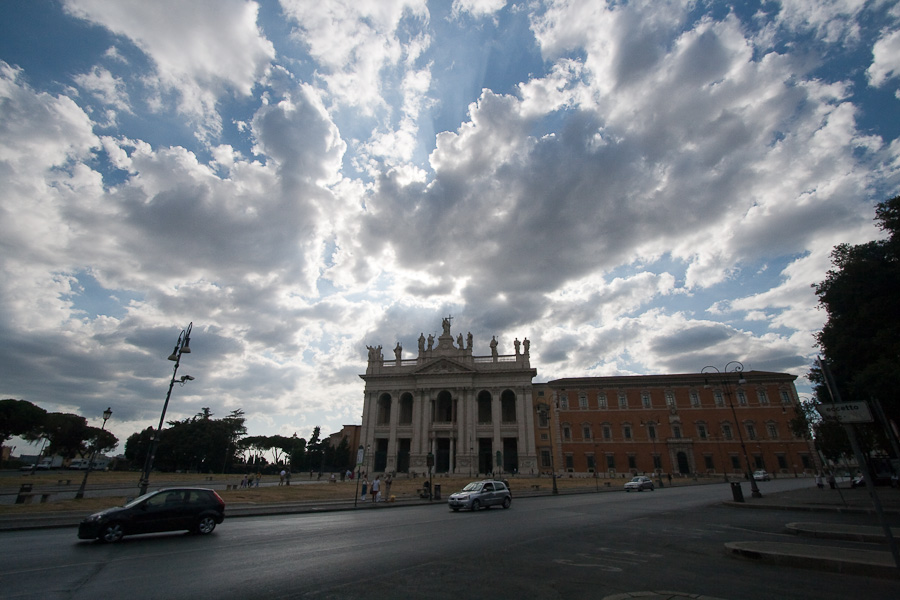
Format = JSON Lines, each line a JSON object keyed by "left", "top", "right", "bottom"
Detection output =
{"left": 139, "top": 322, "right": 193, "bottom": 496}
{"left": 703, "top": 361, "right": 762, "bottom": 498}
{"left": 75, "top": 407, "right": 112, "bottom": 500}
{"left": 536, "top": 401, "right": 559, "bottom": 495}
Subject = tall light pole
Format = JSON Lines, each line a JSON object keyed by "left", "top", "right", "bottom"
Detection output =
{"left": 139, "top": 322, "right": 193, "bottom": 496}
{"left": 75, "top": 407, "right": 112, "bottom": 500}
{"left": 703, "top": 361, "right": 762, "bottom": 498}
{"left": 536, "top": 401, "right": 559, "bottom": 494}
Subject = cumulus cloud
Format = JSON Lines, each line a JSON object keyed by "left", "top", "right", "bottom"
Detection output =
{"left": 63, "top": 0, "right": 275, "bottom": 141}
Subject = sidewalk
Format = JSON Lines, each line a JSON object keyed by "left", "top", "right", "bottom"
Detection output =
{"left": 724, "top": 483, "right": 900, "bottom": 579}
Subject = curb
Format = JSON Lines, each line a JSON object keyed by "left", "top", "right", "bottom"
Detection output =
{"left": 725, "top": 541, "right": 900, "bottom": 579}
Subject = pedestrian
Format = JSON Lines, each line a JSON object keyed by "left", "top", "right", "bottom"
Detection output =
{"left": 330, "top": 472, "right": 336, "bottom": 483}
{"left": 255, "top": 472, "right": 261, "bottom": 487}
{"left": 816, "top": 472, "right": 824, "bottom": 489}
{"left": 240, "top": 474, "right": 249, "bottom": 489}
{"left": 285, "top": 469, "right": 292, "bottom": 485}
{"left": 385, "top": 473, "right": 393, "bottom": 500}
{"left": 827, "top": 472, "right": 836, "bottom": 489}
{"left": 346, "top": 469, "right": 352, "bottom": 481}
{"left": 372, "top": 475, "right": 381, "bottom": 502}
{"left": 279, "top": 469, "right": 286, "bottom": 486}
{"left": 361, "top": 477, "right": 368, "bottom": 502}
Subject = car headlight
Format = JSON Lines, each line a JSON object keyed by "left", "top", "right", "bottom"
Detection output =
{"left": 83, "top": 514, "right": 103, "bottom": 523}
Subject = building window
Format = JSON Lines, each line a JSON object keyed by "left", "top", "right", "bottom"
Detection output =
{"left": 777, "top": 454, "right": 787, "bottom": 469}
{"left": 540, "top": 450, "right": 552, "bottom": 468}
{"left": 537, "top": 411, "right": 549, "bottom": 428}
{"left": 737, "top": 390, "right": 748, "bottom": 406}
{"left": 559, "top": 394, "right": 569, "bottom": 410}
{"left": 746, "top": 423, "right": 757, "bottom": 440}
{"left": 538, "top": 390, "right": 544, "bottom": 396}
{"left": 582, "top": 425, "right": 592, "bottom": 440}
{"left": 642, "top": 392, "right": 651, "bottom": 408}
{"left": 673, "top": 425, "right": 682, "bottom": 439}
{"left": 603, "top": 425, "right": 612, "bottom": 440}
{"left": 690, "top": 390, "right": 700, "bottom": 407}
{"left": 697, "top": 423, "right": 707, "bottom": 439}
{"left": 766, "top": 423, "right": 778, "bottom": 439}
{"left": 598, "top": 393, "right": 608, "bottom": 409}
{"left": 540, "top": 432, "right": 548, "bottom": 440}
{"left": 754, "top": 455, "right": 764, "bottom": 469}
{"left": 618, "top": 392, "right": 628, "bottom": 408}
{"left": 579, "top": 393, "right": 588, "bottom": 409}
{"left": 501, "top": 390, "right": 517, "bottom": 421}
{"left": 757, "top": 390, "right": 769, "bottom": 405}
{"left": 562, "top": 425, "right": 572, "bottom": 440}
{"left": 722, "top": 423, "right": 733, "bottom": 440}
{"left": 780, "top": 390, "right": 792, "bottom": 405}
{"left": 731, "top": 455, "right": 741, "bottom": 469}
{"left": 653, "top": 455, "right": 661, "bottom": 469}
{"left": 606, "top": 454, "right": 616, "bottom": 470}
{"left": 801, "top": 455, "right": 812, "bottom": 469}
{"left": 665, "top": 391, "right": 675, "bottom": 407}
{"left": 623, "top": 425, "right": 632, "bottom": 440}
{"left": 627, "top": 455, "right": 637, "bottom": 469}
{"left": 704, "top": 455, "right": 714, "bottom": 470}
{"left": 565, "top": 455, "right": 574, "bottom": 471}
{"left": 647, "top": 424, "right": 657, "bottom": 440}
{"left": 714, "top": 390, "right": 725, "bottom": 407}
{"left": 586, "top": 454, "right": 596, "bottom": 471}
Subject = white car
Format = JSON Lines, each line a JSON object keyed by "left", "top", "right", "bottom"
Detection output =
{"left": 624, "top": 476, "right": 655, "bottom": 491}
{"left": 753, "top": 470, "right": 771, "bottom": 481}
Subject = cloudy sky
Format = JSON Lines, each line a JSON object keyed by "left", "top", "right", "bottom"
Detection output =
{"left": 1, "top": 0, "right": 898, "bottom": 454}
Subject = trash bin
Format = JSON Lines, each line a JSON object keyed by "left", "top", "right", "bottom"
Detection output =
{"left": 433, "top": 484, "right": 441, "bottom": 500}
{"left": 15, "top": 483, "right": 33, "bottom": 504}
{"left": 730, "top": 481, "right": 744, "bottom": 503}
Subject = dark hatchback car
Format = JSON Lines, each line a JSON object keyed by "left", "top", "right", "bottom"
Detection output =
{"left": 78, "top": 487, "right": 225, "bottom": 543}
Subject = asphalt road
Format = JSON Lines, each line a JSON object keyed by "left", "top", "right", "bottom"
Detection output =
{"left": 1, "top": 479, "right": 898, "bottom": 600}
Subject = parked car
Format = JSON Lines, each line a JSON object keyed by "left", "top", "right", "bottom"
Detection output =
{"left": 624, "top": 476, "right": 654, "bottom": 492}
{"left": 78, "top": 487, "right": 225, "bottom": 543}
{"left": 753, "top": 470, "right": 771, "bottom": 481}
{"left": 447, "top": 480, "right": 512, "bottom": 511}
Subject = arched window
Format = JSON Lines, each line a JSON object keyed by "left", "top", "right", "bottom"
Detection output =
{"left": 434, "top": 390, "right": 453, "bottom": 422}
{"left": 399, "top": 393, "right": 413, "bottom": 424}
{"left": 376, "top": 393, "right": 391, "bottom": 425}
{"left": 477, "top": 390, "right": 492, "bottom": 423}
{"left": 501, "top": 389, "right": 517, "bottom": 422}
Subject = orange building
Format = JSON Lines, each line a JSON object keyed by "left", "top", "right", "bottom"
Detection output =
{"left": 533, "top": 370, "right": 818, "bottom": 480}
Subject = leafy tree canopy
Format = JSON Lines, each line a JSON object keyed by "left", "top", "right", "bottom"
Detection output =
{"left": 813, "top": 196, "right": 900, "bottom": 426}
{"left": 0, "top": 399, "right": 47, "bottom": 442}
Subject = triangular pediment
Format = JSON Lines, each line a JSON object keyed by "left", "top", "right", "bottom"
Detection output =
{"left": 413, "top": 358, "right": 476, "bottom": 375}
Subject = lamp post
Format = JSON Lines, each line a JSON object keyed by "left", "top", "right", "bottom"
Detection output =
{"left": 75, "top": 407, "right": 112, "bottom": 500}
{"left": 703, "top": 361, "right": 762, "bottom": 498}
{"left": 536, "top": 401, "right": 559, "bottom": 494}
{"left": 139, "top": 322, "right": 193, "bottom": 496}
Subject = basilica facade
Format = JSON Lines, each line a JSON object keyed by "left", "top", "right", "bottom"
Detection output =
{"left": 359, "top": 318, "right": 537, "bottom": 476}
{"left": 358, "top": 318, "right": 815, "bottom": 479}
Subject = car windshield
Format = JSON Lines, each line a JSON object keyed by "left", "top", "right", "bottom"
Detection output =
{"left": 462, "top": 482, "right": 483, "bottom": 492}
{"left": 122, "top": 490, "right": 160, "bottom": 508}
{"left": 630, "top": 477, "right": 643, "bottom": 482}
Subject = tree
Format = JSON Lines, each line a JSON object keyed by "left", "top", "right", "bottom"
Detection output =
{"left": 813, "top": 196, "right": 900, "bottom": 427}
{"left": 22, "top": 413, "right": 92, "bottom": 460}
{"left": 0, "top": 399, "right": 47, "bottom": 442}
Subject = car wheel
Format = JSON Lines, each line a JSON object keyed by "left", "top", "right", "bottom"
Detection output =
{"left": 471, "top": 499, "right": 480, "bottom": 511}
{"left": 194, "top": 515, "right": 217, "bottom": 535}
{"left": 649, "top": 485, "right": 654, "bottom": 491}
{"left": 502, "top": 496, "right": 511, "bottom": 509}
{"left": 100, "top": 523, "right": 124, "bottom": 543}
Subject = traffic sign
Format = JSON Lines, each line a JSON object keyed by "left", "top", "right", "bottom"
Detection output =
{"left": 816, "top": 402, "right": 873, "bottom": 423}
